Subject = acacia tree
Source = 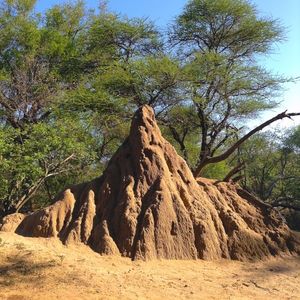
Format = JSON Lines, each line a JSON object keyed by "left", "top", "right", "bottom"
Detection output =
{"left": 167, "top": 0, "right": 292, "bottom": 176}
{"left": 0, "top": 0, "right": 174, "bottom": 217}
{"left": 82, "top": 12, "right": 181, "bottom": 110}
{"left": 61, "top": 11, "right": 169, "bottom": 160}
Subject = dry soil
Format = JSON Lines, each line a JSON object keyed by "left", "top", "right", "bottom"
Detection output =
{"left": 0, "top": 232, "right": 300, "bottom": 300}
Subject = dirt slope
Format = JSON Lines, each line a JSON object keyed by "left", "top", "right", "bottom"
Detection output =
{"left": 1, "top": 232, "right": 300, "bottom": 300}
{"left": 1, "top": 105, "right": 300, "bottom": 260}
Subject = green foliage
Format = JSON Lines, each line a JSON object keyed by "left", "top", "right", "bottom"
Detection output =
{"left": 0, "top": 0, "right": 297, "bottom": 216}
{"left": 0, "top": 117, "right": 96, "bottom": 212}
{"left": 240, "top": 128, "right": 300, "bottom": 207}
{"left": 0, "top": 0, "right": 40, "bottom": 66}
{"left": 171, "top": 0, "right": 284, "bottom": 56}
{"left": 161, "top": 105, "right": 199, "bottom": 165}
{"left": 165, "top": 0, "right": 287, "bottom": 175}
{"left": 285, "top": 125, "right": 300, "bottom": 152}
{"left": 41, "top": 1, "right": 90, "bottom": 81}
{"left": 201, "top": 161, "right": 230, "bottom": 180}
{"left": 87, "top": 14, "right": 161, "bottom": 61}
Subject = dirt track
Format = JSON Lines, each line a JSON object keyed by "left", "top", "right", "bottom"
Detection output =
{"left": 0, "top": 232, "right": 300, "bottom": 300}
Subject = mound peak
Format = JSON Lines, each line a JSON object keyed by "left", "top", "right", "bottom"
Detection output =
{"left": 1, "top": 105, "right": 300, "bottom": 260}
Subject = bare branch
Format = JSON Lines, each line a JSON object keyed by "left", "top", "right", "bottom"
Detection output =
{"left": 193, "top": 111, "right": 300, "bottom": 177}
{"left": 223, "top": 162, "right": 245, "bottom": 182}
{"left": 272, "top": 202, "right": 300, "bottom": 212}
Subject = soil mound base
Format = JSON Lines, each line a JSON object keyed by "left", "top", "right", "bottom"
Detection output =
{"left": 1, "top": 105, "right": 299, "bottom": 260}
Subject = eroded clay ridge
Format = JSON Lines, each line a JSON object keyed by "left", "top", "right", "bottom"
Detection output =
{"left": 1, "top": 105, "right": 300, "bottom": 260}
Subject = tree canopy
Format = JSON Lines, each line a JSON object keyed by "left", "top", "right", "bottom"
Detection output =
{"left": 0, "top": 0, "right": 299, "bottom": 220}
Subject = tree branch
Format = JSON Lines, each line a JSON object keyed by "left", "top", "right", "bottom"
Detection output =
{"left": 272, "top": 202, "right": 300, "bottom": 212}
{"left": 193, "top": 111, "right": 300, "bottom": 177}
{"left": 223, "top": 162, "right": 245, "bottom": 182}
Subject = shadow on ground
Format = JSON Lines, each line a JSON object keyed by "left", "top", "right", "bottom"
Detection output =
{"left": 243, "top": 254, "right": 300, "bottom": 273}
{"left": 0, "top": 251, "right": 58, "bottom": 287}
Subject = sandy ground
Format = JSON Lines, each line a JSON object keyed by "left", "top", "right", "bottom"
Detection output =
{"left": 0, "top": 232, "right": 300, "bottom": 300}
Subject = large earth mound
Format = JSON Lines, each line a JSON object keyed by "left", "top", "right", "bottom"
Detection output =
{"left": 1, "top": 105, "right": 299, "bottom": 260}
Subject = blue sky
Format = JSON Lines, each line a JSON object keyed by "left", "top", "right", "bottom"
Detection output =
{"left": 36, "top": 0, "right": 300, "bottom": 127}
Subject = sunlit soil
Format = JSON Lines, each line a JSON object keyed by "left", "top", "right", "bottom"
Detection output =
{"left": 0, "top": 232, "right": 300, "bottom": 300}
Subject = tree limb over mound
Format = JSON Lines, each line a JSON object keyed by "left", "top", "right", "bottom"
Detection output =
{"left": 272, "top": 197, "right": 300, "bottom": 211}
{"left": 273, "top": 203, "right": 300, "bottom": 211}
{"left": 193, "top": 111, "right": 300, "bottom": 177}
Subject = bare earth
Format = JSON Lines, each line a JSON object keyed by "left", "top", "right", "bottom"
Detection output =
{"left": 0, "top": 232, "right": 299, "bottom": 300}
